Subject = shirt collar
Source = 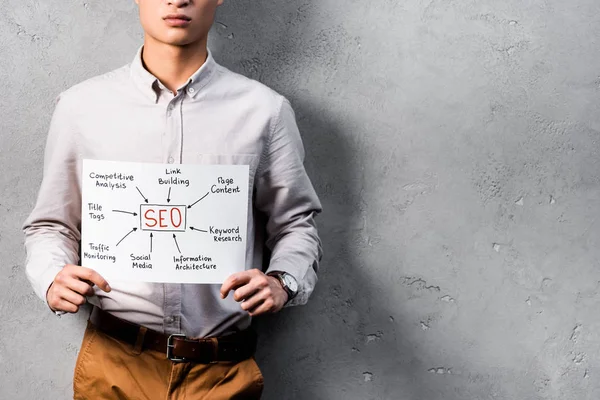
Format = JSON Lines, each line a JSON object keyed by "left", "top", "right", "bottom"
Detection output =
{"left": 129, "top": 43, "right": 216, "bottom": 103}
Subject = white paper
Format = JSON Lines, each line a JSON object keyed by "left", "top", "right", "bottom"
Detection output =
{"left": 81, "top": 159, "right": 249, "bottom": 284}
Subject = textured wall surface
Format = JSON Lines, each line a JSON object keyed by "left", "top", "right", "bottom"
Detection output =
{"left": 1, "top": 0, "right": 600, "bottom": 399}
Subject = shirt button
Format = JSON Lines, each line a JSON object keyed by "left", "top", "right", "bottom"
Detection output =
{"left": 165, "top": 316, "right": 174, "bottom": 323}
{"left": 168, "top": 157, "right": 174, "bottom": 164}
{"left": 188, "top": 87, "right": 195, "bottom": 94}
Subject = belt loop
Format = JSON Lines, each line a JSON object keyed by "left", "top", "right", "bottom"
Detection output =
{"left": 133, "top": 326, "right": 148, "bottom": 355}
{"left": 210, "top": 337, "right": 218, "bottom": 363}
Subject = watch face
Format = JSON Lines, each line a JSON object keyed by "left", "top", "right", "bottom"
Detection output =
{"left": 283, "top": 273, "right": 298, "bottom": 292}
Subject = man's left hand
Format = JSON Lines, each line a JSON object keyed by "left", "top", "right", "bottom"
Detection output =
{"left": 220, "top": 269, "right": 288, "bottom": 316}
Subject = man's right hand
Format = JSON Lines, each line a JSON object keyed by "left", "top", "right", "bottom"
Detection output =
{"left": 47, "top": 264, "right": 111, "bottom": 313}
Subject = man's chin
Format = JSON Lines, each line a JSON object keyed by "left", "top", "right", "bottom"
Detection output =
{"left": 152, "top": 33, "right": 202, "bottom": 48}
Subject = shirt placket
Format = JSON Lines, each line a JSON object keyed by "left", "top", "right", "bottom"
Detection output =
{"left": 165, "top": 91, "right": 184, "bottom": 164}
{"left": 162, "top": 84, "right": 186, "bottom": 333}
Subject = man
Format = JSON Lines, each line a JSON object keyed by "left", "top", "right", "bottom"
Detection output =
{"left": 21, "top": 0, "right": 323, "bottom": 398}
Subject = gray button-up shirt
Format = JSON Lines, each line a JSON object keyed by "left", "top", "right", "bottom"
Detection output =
{"left": 22, "top": 44, "right": 323, "bottom": 338}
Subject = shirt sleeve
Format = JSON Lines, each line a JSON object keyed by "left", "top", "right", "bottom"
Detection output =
{"left": 255, "top": 96, "right": 323, "bottom": 308}
{"left": 22, "top": 91, "right": 82, "bottom": 313}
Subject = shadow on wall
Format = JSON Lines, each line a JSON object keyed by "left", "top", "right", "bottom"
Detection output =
{"left": 211, "top": 3, "right": 434, "bottom": 399}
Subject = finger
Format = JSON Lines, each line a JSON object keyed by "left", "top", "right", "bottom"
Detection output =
{"left": 220, "top": 271, "right": 252, "bottom": 298}
{"left": 233, "top": 282, "right": 262, "bottom": 302}
{"left": 64, "top": 277, "right": 95, "bottom": 296}
{"left": 233, "top": 272, "right": 269, "bottom": 302}
{"left": 53, "top": 298, "right": 80, "bottom": 314}
{"left": 248, "top": 297, "right": 275, "bottom": 317}
{"left": 47, "top": 289, "right": 61, "bottom": 311}
{"left": 244, "top": 297, "right": 265, "bottom": 314}
{"left": 72, "top": 267, "right": 111, "bottom": 292}
{"left": 240, "top": 287, "right": 271, "bottom": 312}
{"left": 59, "top": 289, "right": 87, "bottom": 308}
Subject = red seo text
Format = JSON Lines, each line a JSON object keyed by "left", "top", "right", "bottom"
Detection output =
{"left": 140, "top": 204, "right": 187, "bottom": 232}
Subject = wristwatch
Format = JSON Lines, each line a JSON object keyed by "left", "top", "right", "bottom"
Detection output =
{"left": 267, "top": 271, "right": 298, "bottom": 304}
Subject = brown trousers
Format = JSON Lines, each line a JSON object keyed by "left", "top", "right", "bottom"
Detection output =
{"left": 73, "top": 321, "right": 264, "bottom": 400}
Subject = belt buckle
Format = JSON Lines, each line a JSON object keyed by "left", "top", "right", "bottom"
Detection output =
{"left": 167, "top": 333, "right": 187, "bottom": 363}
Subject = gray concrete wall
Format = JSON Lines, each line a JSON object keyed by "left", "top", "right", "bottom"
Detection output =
{"left": 1, "top": 0, "right": 599, "bottom": 399}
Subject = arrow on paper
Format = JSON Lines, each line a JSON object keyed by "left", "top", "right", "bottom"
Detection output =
{"left": 116, "top": 227, "right": 138, "bottom": 247}
{"left": 173, "top": 234, "right": 181, "bottom": 253}
{"left": 188, "top": 192, "right": 210, "bottom": 209}
{"left": 190, "top": 227, "right": 208, "bottom": 233}
{"left": 150, "top": 233, "right": 153, "bottom": 253}
{"left": 136, "top": 186, "right": 148, "bottom": 203}
{"left": 167, "top": 187, "right": 171, "bottom": 203}
{"left": 112, "top": 209, "right": 138, "bottom": 216}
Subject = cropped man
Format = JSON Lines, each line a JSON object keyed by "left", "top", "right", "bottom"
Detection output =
{"left": 21, "top": 0, "right": 322, "bottom": 398}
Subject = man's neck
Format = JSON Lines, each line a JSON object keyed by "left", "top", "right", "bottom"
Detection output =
{"left": 141, "top": 36, "right": 209, "bottom": 95}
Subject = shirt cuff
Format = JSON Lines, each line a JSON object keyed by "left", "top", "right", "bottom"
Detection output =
{"left": 36, "top": 266, "right": 64, "bottom": 316}
{"left": 266, "top": 257, "right": 318, "bottom": 308}
{"left": 52, "top": 309, "right": 67, "bottom": 317}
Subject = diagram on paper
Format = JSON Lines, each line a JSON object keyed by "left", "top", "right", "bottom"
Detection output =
{"left": 81, "top": 159, "right": 249, "bottom": 284}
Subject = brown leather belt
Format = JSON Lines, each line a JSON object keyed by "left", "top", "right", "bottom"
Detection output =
{"left": 89, "top": 307, "right": 257, "bottom": 363}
